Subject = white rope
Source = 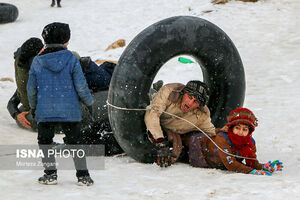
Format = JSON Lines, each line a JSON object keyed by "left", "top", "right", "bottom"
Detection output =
{"left": 106, "top": 100, "right": 257, "bottom": 161}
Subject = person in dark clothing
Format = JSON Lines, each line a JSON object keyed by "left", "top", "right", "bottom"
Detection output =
{"left": 8, "top": 38, "right": 44, "bottom": 129}
{"left": 27, "top": 22, "right": 94, "bottom": 186}
{"left": 51, "top": 0, "right": 61, "bottom": 7}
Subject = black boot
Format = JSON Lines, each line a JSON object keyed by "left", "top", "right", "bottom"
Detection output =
{"left": 57, "top": 0, "right": 61, "bottom": 7}
{"left": 77, "top": 175, "right": 94, "bottom": 186}
{"left": 38, "top": 172, "right": 57, "bottom": 185}
{"left": 51, "top": 0, "right": 55, "bottom": 7}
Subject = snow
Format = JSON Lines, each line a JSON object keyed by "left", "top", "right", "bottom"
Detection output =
{"left": 0, "top": 0, "right": 300, "bottom": 199}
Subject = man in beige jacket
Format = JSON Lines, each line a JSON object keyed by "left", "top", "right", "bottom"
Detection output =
{"left": 145, "top": 80, "right": 216, "bottom": 167}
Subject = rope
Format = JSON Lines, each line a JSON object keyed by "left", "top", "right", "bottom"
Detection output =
{"left": 106, "top": 100, "right": 257, "bottom": 161}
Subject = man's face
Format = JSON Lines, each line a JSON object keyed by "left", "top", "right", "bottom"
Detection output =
{"left": 180, "top": 93, "right": 200, "bottom": 112}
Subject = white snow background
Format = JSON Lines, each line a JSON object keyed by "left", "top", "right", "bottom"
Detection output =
{"left": 0, "top": 0, "right": 300, "bottom": 199}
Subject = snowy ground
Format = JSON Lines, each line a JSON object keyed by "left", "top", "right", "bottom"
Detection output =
{"left": 0, "top": 0, "right": 300, "bottom": 199}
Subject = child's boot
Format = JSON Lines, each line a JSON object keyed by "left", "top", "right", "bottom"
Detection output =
{"left": 77, "top": 175, "right": 94, "bottom": 186}
{"left": 38, "top": 172, "right": 57, "bottom": 185}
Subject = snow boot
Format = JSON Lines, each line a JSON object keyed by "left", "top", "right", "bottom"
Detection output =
{"left": 77, "top": 175, "right": 94, "bottom": 186}
{"left": 51, "top": 0, "right": 55, "bottom": 7}
{"left": 38, "top": 172, "right": 57, "bottom": 185}
{"left": 57, "top": 0, "right": 61, "bottom": 7}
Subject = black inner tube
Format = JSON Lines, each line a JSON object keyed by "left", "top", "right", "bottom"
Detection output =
{"left": 108, "top": 16, "right": 245, "bottom": 163}
{"left": 0, "top": 3, "right": 19, "bottom": 24}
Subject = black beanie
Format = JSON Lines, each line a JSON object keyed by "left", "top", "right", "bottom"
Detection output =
{"left": 42, "top": 22, "right": 70, "bottom": 44}
{"left": 19, "top": 37, "right": 44, "bottom": 63}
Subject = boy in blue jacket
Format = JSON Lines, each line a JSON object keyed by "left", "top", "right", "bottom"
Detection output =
{"left": 27, "top": 22, "right": 94, "bottom": 186}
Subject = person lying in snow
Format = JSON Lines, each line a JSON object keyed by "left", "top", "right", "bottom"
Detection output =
{"left": 182, "top": 107, "right": 283, "bottom": 175}
{"left": 144, "top": 80, "right": 216, "bottom": 167}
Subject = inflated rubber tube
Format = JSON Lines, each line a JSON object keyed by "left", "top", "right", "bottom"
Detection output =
{"left": 108, "top": 16, "right": 245, "bottom": 163}
{"left": 0, "top": 3, "right": 19, "bottom": 24}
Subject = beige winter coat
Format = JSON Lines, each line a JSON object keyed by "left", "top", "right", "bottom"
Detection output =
{"left": 145, "top": 83, "right": 216, "bottom": 139}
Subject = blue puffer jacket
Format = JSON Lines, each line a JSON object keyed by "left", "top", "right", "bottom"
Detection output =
{"left": 27, "top": 50, "right": 94, "bottom": 122}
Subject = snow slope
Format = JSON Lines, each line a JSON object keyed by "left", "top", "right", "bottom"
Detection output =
{"left": 0, "top": 0, "right": 299, "bottom": 199}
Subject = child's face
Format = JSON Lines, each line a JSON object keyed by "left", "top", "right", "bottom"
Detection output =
{"left": 232, "top": 124, "right": 250, "bottom": 136}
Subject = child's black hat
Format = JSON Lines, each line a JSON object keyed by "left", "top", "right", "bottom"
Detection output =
{"left": 42, "top": 22, "right": 70, "bottom": 44}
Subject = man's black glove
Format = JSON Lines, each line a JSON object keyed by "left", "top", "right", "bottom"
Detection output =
{"left": 156, "top": 142, "right": 177, "bottom": 168}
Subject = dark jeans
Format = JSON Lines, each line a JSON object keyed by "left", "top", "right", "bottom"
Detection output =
{"left": 38, "top": 122, "right": 89, "bottom": 177}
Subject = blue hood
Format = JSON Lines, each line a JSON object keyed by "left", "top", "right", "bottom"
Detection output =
{"left": 36, "top": 50, "right": 73, "bottom": 72}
